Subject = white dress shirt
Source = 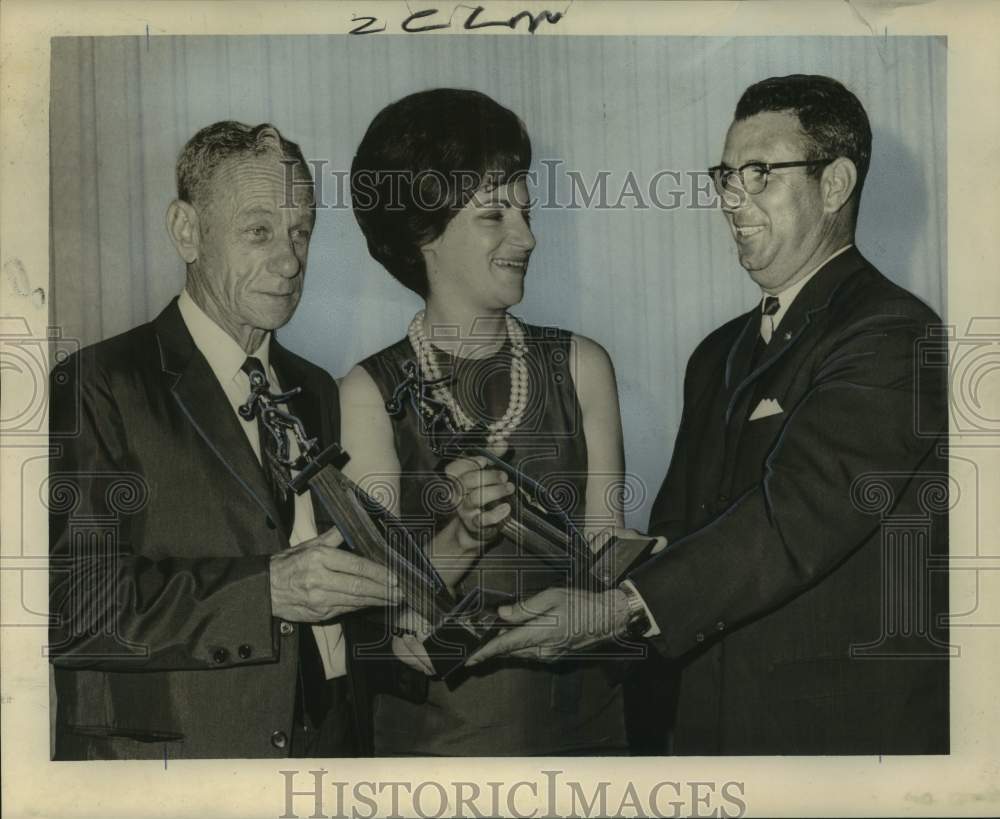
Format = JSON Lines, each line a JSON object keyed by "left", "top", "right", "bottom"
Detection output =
{"left": 177, "top": 289, "right": 346, "bottom": 677}
{"left": 759, "top": 244, "right": 853, "bottom": 341}
{"left": 629, "top": 243, "right": 854, "bottom": 639}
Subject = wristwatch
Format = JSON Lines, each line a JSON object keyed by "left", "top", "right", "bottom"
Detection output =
{"left": 618, "top": 583, "right": 652, "bottom": 640}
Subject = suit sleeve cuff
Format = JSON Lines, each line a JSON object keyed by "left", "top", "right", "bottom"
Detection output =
{"left": 620, "top": 579, "right": 661, "bottom": 638}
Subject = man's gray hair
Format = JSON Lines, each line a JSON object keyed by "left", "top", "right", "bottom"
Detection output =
{"left": 176, "top": 120, "right": 311, "bottom": 210}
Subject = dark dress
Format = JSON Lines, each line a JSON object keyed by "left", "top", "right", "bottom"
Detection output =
{"left": 360, "top": 323, "right": 627, "bottom": 756}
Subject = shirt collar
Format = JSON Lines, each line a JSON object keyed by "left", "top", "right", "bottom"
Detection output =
{"left": 177, "top": 289, "right": 271, "bottom": 385}
{"left": 761, "top": 243, "right": 853, "bottom": 330}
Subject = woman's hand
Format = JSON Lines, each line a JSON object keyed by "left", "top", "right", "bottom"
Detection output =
{"left": 444, "top": 453, "right": 515, "bottom": 550}
{"left": 425, "top": 452, "right": 515, "bottom": 592}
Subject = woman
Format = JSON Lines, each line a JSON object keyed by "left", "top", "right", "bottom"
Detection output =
{"left": 341, "top": 88, "right": 628, "bottom": 755}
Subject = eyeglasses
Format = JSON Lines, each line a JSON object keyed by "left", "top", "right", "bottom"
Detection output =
{"left": 708, "top": 159, "right": 835, "bottom": 197}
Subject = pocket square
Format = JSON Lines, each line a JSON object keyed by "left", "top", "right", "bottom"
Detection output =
{"left": 749, "top": 398, "right": 783, "bottom": 421}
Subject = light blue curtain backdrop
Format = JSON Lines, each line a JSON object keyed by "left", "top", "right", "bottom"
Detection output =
{"left": 50, "top": 35, "right": 946, "bottom": 527}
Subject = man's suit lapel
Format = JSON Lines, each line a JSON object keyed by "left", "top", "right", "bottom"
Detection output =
{"left": 724, "top": 247, "right": 869, "bottom": 426}
{"left": 154, "top": 299, "right": 283, "bottom": 527}
{"left": 724, "top": 311, "right": 759, "bottom": 394}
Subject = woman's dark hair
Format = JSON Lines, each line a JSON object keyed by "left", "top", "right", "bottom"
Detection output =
{"left": 350, "top": 88, "right": 532, "bottom": 297}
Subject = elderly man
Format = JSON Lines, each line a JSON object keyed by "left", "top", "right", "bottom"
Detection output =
{"left": 470, "top": 75, "right": 949, "bottom": 755}
{"left": 49, "top": 121, "right": 399, "bottom": 759}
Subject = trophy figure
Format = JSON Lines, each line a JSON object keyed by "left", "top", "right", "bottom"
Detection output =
{"left": 386, "top": 360, "right": 662, "bottom": 596}
{"left": 238, "top": 370, "right": 509, "bottom": 680}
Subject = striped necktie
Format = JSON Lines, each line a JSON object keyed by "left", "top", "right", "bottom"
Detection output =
{"left": 760, "top": 295, "right": 780, "bottom": 343}
{"left": 749, "top": 296, "right": 781, "bottom": 372}
{"left": 240, "top": 356, "right": 331, "bottom": 731}
{"left": 241, "top": 356, "right": 295, "bottom": 535}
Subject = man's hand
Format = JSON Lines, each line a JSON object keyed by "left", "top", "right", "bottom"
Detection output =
{"left": 269, "top": 526, "right": 401, "bottom": 622}
{"left": 466, "top": 587, "right": 631, "bottom": 665}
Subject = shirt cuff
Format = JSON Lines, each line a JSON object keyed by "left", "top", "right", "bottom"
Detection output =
{"left": 620, "top": 579, "right": 661, "bottom": 638}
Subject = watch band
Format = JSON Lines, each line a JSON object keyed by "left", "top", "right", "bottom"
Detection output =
{"left": 619, "top": 583, "right": 652, "bottom": 639}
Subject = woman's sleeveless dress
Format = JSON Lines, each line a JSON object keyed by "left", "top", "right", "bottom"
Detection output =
{"left": 360, "top": 323, "right": 626, "bottom": 756}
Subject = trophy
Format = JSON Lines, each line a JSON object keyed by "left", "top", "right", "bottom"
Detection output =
{"left": 238, "top": 373, "right": 509, "bottom": 680}
{"left": 387, "top": 360, "right": 661, "bottom": 596}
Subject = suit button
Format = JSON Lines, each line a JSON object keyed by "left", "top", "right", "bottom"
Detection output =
{"left": 715, "top": 621, "right": 726, "bottom": 632}
{"left": 238, "top": 644, "right": 252, "bottom": 659}
{"left": 265, "top": 516, "right": 277, "bottom": 530}
{"left": 212, "top": 647, "right": 229, "bottom": 664}
{"left": 716, "top": 493, "right": 729, "bottom": 504}
{"left": 270, "top": 730, "right": 288, "bottom": 749}
{"left": 280, "top": 622, "right": 294, "bottom": 636}
{"left": 695, "top": 632, "right": 705, "bottom": 643}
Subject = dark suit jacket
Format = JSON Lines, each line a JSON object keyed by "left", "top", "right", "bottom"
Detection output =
{"left": 48, "top": 299, "right": 374, "bottom": 759}
{"left": 631, "top": 248, "right": 949, "bottom": 755}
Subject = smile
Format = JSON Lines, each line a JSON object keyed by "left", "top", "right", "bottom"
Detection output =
{"left": 734, "top": 225, "right": 765, "bottom": 238}
{"left": 492, "top": 258, "right": 528, "bottom": 270}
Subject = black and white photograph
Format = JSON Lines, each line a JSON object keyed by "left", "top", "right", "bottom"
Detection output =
{"left": 1, "top": 1, "right": 998, "bottom": 817}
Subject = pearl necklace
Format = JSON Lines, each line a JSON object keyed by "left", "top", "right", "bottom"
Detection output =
{"left": 407, "top": 310, "right": 529, "bottom": 447}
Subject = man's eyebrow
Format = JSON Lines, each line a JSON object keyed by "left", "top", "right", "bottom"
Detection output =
{"left": 715, "top": 160, "right": 766, "bottom": 171}
{"left": 236, "top": 205, "right": 277, "bottom": 220}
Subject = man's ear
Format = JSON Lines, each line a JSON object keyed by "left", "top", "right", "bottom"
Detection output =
{"left": 166, "top": 199, "right": 200, "bottom": 264}
{"left": 821, "top": 157, "right": 858, "bottom": 214}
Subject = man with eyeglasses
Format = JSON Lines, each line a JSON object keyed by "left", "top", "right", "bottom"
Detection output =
{"left": 626, "top": 73, "right": 950, "bottom": 754}
{"left": 460, "top": 74, "right": 948, "bottom": 756}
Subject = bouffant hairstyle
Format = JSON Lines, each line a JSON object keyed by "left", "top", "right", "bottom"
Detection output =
{"left": 350, "top": 89, "right": 532, "bottom": 297}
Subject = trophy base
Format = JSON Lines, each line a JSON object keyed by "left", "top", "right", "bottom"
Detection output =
{"left": 422, "top": 587, "right": 514, "bottom": 681}
{"left": 591, "top": 534, "right": 660, "bottom": 588}
{"left": 418, "top": 536, "right": 662, "bottom": 681}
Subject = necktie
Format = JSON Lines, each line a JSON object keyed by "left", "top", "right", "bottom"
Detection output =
{"left": 749, "top": 296, "right": 781, "bottom": 371}
{"left": 760, "top": 295, "right": 780, "bottom": 343}
{"left": 241, "top": 357, "right": 295, "bottom": 535}
{"left": 240, "top": 356, "right": 330, "bottom": 729}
